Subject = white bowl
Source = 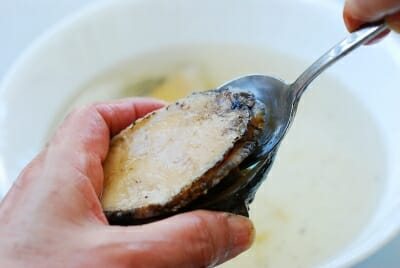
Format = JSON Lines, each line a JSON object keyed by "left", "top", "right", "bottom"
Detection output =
{"left": 1, "top": 0, "right": 400, "bottom": 267}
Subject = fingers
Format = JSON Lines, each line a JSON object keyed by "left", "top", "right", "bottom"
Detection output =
{"left": 386, "top": 12, "right": 400, "bottom": 32}
{"left": 46, "top": 98, "right": 164, "bottom": 195}
{"left": 53, "top": 97, "right": 165, "bottom": 160}
{"left": 12, "top": 98, "right": 164, "bottom": 200}
{"left": 3, "top": 98, "right": 164, "bottom": 224}
{"left": 92, "top": 98, "right": 166, "bottom": 137}
{"left": 344, "top": 0, "right": 400, "bottom": 32}
{"left": 99, "top": 211, "right": 254, "bottom": 267}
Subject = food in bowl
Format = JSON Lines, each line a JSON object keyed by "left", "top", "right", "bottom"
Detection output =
{"left": 101, "top": 88, "right": 268, "bottom": 225}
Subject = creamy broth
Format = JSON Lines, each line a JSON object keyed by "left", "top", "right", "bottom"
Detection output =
{"left": 58, "top": 45, "right": 386, "bottom": 267}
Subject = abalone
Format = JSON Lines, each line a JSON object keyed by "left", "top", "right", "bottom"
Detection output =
{"left": 101, "top": 87, "right": 268, "bottom": 225}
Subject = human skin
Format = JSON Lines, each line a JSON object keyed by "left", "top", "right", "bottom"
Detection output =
{"left": 0, "top": 98, "right": 254, "bottom": 268}
{"left": 344, "top": 0, "right": 400, "bottom": 33}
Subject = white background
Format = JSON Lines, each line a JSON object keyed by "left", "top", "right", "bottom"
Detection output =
{"left": 0, "top": 0, "right": 399, "bottom": 267}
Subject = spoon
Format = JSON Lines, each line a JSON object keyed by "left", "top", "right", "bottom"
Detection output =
{"left": 189, "top": 23, "right": 390, "bottom": 216}
{"left": 220, "top": 22, "right": 389, "bottom": 157}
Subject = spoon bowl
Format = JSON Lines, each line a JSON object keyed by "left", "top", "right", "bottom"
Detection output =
{"left": 219, "top": 74, "right": 294, "bottom": 155}
{"left": 220, "top": 23, "right": 389, "bottom": 160}
{"left": 192, "top": 23, "right": 390, "bottom": 215}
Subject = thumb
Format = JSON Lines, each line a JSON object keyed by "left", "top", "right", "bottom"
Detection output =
{"left": 99, "top": 211, "right": 255, "bottom": 268}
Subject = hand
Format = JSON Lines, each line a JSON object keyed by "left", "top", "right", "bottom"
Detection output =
{"left": 344, "top": 0, "right": 400, "bottom": 36}
{"left": 0, "top": 98, "right": 254, "bottom": 268}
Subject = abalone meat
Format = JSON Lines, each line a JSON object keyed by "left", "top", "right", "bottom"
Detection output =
{"left": 101, "top": 87, "right": 270, "bottom": 225}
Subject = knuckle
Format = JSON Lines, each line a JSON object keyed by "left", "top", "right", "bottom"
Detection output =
{"left": 69, "top": 105, "right": 88, "bottom": 117}
{"left": 187, "top": 212, "right": 231, "bottom": 267}
{"left": 66, "top": 103, "right": 106, "bottom": 129}
{"left": 189, "top": 214, "right": 218, "bottom": 266}
{"left": 69, "top": 103, "right": 99, "bottom": 118}
{"left": 62, "top": 105, "right": 92, "bottom": 125}
{"left": 93, "top": 102, "right": 113, "bottom": 116}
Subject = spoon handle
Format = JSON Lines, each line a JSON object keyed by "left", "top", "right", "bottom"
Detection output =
{"left": 291, "top": 23, "right": 389, "bottom": 98}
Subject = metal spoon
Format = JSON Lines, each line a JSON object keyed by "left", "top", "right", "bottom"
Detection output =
{"left": 220, "top": 22, "right": 389, "bottom": 156}
{"left": 190, "top": 23, "right": 390, "bottom": 216}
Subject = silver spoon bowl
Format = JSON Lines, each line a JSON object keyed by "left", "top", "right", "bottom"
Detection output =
{"left": 189, "top": 23, "right": 390, "bottom": 216}
{"left": 219, "top": 23, "right": 389, "bottom": 156}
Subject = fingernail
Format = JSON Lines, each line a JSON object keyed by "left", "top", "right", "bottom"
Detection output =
{"left": 226, "top": 215, "right": 255, "bottom": 257}
{"left": 343, "top": 14, "right": 362, "bottom": 32}
{"left": 386, "top": 13, "right": 400, "bottom": 33}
